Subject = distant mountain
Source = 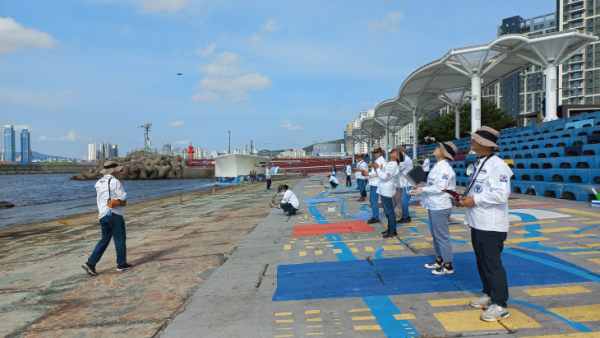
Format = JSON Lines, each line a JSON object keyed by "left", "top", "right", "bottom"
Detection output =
{"left": 15, "top": 151, "right": 68, "bottom": 161}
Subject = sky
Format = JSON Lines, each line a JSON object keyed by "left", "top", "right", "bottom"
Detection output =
{"left": 0, "top": 0, "right": 554, "bottom": 158}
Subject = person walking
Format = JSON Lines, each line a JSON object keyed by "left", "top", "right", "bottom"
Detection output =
{"left": 393, "top": 147, "right": 414, "bottom": 224}
{"left": 354, "top": 154, "right": 368, "bottom": 202}
{"left": 373, "top": 149, "right": 401, "bottom": 238}
{"left": 411, "top": 142, "right": 457, "bottom": 275}
{"left": 331, "top": 164, "right": 337, "bottom": 176}
{"left": 82, "top": 161, "right": 134, "bottom": 276}
{"left": 274, "top": 184, "right": 300, "bottom": 216}
{"left": 356, "top": 148, "right": 386, "bottom": 224}
{"left": 345, "top": 162, "right": 352, "bottom": 187}
{"left": 266, "top": 166, "right": 272, "bottom": 190}
{"left": 421, "top": 155, "right": 431, "bottom": 181}
{"left": 328, "top": 175, "right": 339, "bottom": 189}
{"left": 459, "top": 126, "right": 513, "bottom": 322}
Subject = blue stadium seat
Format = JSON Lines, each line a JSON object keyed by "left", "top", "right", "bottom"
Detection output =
{"left": 534, "top": 147, "right": 565, "bottom": 158}
{"left": 583, "top": 144, "right": 600, "bottom": 156}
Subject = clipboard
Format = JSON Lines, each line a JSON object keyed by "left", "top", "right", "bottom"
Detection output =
{"left": 406, "top": 166, "right": 427, "bottom": 186}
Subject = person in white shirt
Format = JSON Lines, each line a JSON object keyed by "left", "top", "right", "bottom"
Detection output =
{"left": 345, "top": 162, "right": 352, "bottom": 187}
{"left": 356, "top": 148, "right": 387, "bottom": 224}
{"left": 422, "top": 156, "right": 431, "bottom": 180}
{"left": 274, "top": 184, "right": 300, "bottom": 216}
{"left": 353, "top": 154, "right": 369, "bottom": 202}
{"left": 372, "top": 149, "right": 401, "bottom": 238}
{"left": 328, "top": 175, "right": 339, "bottom": 189}
{"left": 392, "top": 147, "right": 414, "bottom": 224}
{"left": 82, "top": 161, "right": 133, "bottom": 277}
{"left": 331, "top": 164, "right": 337, "bottom": 176}
{"left": 265, "top": 166, "right": 272, "bottom": 190}
{"left": 459, "top": 126, "right": 513, "bottom": 322}
{"left": 411, "top": 142, "right": 457, "bottom": 275}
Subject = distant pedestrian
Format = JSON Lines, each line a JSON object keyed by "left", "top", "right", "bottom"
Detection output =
{"left": 374, "top": 149, "right": 401, "bottom": 238}
{"left": 422, "top": 156, "right": 431, "bottom": 180}
{"left": 411, "top": 142, "right": 457, "bottom": 275}
{"left": 82, "top": 161, "right": 134, "bottom": 276}
{"left": 354, "top": 154, "right": 368, "bottom": 202}
{"left": 345, "top": 162, "right": 352, "bottom": 186}
{"left": 459, "top": 126, "right": 513, "bottom": 322}
{"left": 266, "top": 166, "right": 272, "bottom": 190}
{"left": 273, "top": 184, "right": 300, "bottom": 216}
{"left": 393, "top": 147, "right": 413, "bottom": 224}
{"left": 328, "top": 175, "right": 339, "bottom": 189}
{"left": 331, "top": 164, "right": 337, "bottom": 176}
{"left": 356, "top": 148, "right": 387, "bottom": 224}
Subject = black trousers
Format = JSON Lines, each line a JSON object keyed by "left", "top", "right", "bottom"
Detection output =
{"left": 346, "top": 175, "right": 352, "bottom": 186}
{"left": 330, "top": 182, "right": 338, "bottom": 189}
{"left": 280, "top": 203, "right": 297, "bottom": 213}
{"left": 471, "top": 227, "right": 509, "bottom": 308}
{"left": 266, "top": 179, "right": 271, "bottom": 189}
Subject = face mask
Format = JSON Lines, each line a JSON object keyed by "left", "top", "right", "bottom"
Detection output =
{"left": 280, "top": 192, "right": 285, "bottom": 195}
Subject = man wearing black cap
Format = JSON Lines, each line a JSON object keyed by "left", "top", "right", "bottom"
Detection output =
{"left": 356, "top": 147, "right": 386, "bottom": 224}
{"left": 459, "top": 126, "right": 513, "bottom": 322}
{"left": 82, "top": 161, "right": 134, "bottom": 276}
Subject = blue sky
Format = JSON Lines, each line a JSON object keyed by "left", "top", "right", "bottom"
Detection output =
{"left": 0, "top": 0, "right": 553, "bottom": 158}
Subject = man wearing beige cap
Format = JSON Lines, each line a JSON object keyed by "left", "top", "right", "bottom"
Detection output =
{"left": 82, "top": 161, "right": 134, "bottom": 276}
{"left": 459, "top": 126, "right": 513, "bottom": 322}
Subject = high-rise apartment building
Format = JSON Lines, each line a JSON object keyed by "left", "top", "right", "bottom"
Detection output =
{"left": 112, "top": 145, "right": 118, "bottom": 157}
{"left": 558, "top": 0, "right": 600, "bottom": 105}
{"left": 88, "top": 142, "right": 97, "bottom": 161}
{"left": 20, "top": 128, "right": 31, "bottom": 163}
{"left": 98, "top": 142, "right": 105, "bottom": 159}
{"left": 3, "top": 125, "right": 15, "bottom": 162}
{"left": 104, "top": 142, "right": 112, "bottom": 159}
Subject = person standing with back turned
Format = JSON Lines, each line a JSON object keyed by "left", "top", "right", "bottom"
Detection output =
{"left": 266, "top": 166, "right": 272, "bottom": 190}
{"left": 354, "top": 154, "right": 368, "bottom": 202}
{"left": 459, "top": 126, "right": 513, "bottom": 322}
{"left": 421, "top": 155, "right": 431, "bottom": 180}
{"left": 345, "top": 162, "right": 352, "bottom": 187}
{"left": 82, "top": 161, "right": 134, "bottom": 276}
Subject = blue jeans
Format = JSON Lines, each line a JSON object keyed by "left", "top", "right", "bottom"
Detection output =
{"left": 88, "top": 214, "right": 127, "bottom": 266}
{"left": 401, "top": 186, "right": 412, "bottom": 218}
{"left": 381, "top": 195, "right": 397, "bottom": 233}
{"left": 357, "top": 179, "right": 366, "bottom": 198}
{"left": 370, "top": 185, "right": 380, "bottom": 220}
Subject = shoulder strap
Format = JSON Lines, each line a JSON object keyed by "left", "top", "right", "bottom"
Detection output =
{"left": 463, "top": 154, "right": 496, "bottom": 197}
{"left": 107, "top": 177, "right": 112, "bottom": 201}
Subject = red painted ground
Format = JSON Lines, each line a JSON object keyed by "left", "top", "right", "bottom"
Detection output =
{"left": 292, "top": 220, "right": 375, "bottom": 237}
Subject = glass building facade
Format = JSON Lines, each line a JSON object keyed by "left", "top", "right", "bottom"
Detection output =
{"left": 4, "top": 125, "right": 15, "bottom": 162}
{"left": 20, "top": 128, "right": 31, "bottom": 163}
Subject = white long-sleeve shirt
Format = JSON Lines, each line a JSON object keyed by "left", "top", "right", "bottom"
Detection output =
{"left": 355, "top": 160, "right": 368, "bottom": 180}
{"left": 345, "top": 165, "right": 352, "bottom": 175}
{"left": 422, "top": 158, "right": 431, "bottom": 172}
{"left": 282, "top": 189, "right": 300, "bottom": 209}
{"left": 421, "top": 159, "right": 456, "bottom": 210}
{"left": 464, "top": 155, "right": 513, "bottom": 232}
{"left": 330, "top": 176, "right": 339, "bottom": 184}
{"left": 372, "top": 161, "right": 399, "bottom": 198}
{"left": 95, "top": 174, "right": 127, "bottom": 219}
{"left": 397, "top": 155, "right": 414, "bottom": 188}
{"left": 266, "top": 168, "right": 271, "bottom": 179}
{"left": 368, "top": 156, "right": 387, "bottom": 187}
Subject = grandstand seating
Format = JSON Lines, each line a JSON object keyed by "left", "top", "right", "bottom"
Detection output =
{"left": 406, "top": 110, "right": 600, "bottom": 202}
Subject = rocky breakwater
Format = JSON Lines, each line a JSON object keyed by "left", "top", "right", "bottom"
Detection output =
{"left": 70, "top": 152, "right": 187, "bottom": 181}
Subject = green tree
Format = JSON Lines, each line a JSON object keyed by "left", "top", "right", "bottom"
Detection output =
{"left": 418, "top": 99, "right": 516, "bottom": 143}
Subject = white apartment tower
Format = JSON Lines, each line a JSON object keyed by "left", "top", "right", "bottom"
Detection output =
{"left": 88, "top": 142, "right": 97, "bottom": 161}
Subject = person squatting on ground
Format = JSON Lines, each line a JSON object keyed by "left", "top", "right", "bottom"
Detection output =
{"left": 393, "top": 147, "right": 413, "bottom": 224}
{"left": 411, "top": 142, "right": 457, "bottom": 275}
{"left": 356, "top": 148, "right": 387, "bottom": 224}
{"left": 354, "top": 154, "right": 368, "bottom": 202}
{"left": 421, "top": 155, "right": 431, "bottom": 180}
{"left": 373, "top": 149, "right": 401, "bottom": 238}
{"left": 345, "top": 162, "right": 352, "bottom": 187}
{"left": 459, "top": 126, "right": 513, "bottom": 322}
{"left": 273, "top": 184, "right": 300, "bottom": 216}
{"left": 328, "top": 175, "right": 339, "bottom": 189}
{"left": 82, "top": 161, "right": 134, "bottom": 276}
{"left": 266, "top": 166, "right": 272, "bottom": 190}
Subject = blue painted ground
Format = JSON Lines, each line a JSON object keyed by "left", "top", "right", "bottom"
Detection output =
{"left": 273, "top": 249, "right": 592, "bottom": 301}
{"left": 302, "top": 198, "right": 339, "bottom": 203}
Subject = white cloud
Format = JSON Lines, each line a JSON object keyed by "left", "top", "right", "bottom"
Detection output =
{"left": 38, "top": 130, "right": 79, "bottom": 142}
{"left": 262, "top": 19, "right": 278, "bottom": 32}
{"left": 196, "top": 42, "right": 217, "bottom": 56}
{"left": 169, "top": 120, "right": 184, "bottom": 126}
{"left": 200, "top": 73, "right": 272, "bottom": 91}
{"left": 191, "top": 91, "right": 220, "bottom": 102}
{"left": 200, "top": 51, "right": 243, "bottom": 76}
{"left": 367, "top": 12, "right": 404, "bottom": 32}
{"left": 136, "top": 0, "right": 186, "bottom": 13}
{"left": 176, "top": 140, "right": 190, "bottom": 145}
{"left": 0, "top": 17, "right": 59, "bottom": 54}
{"left": 282, "top": 120, "right": 304, "bottom": 131}
{"left": 249, "top": 34, "right": 262, "bottom": 43}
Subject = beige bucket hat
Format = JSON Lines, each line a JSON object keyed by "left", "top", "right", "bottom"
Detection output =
{"left": 469, "top": 126, "right": 500, "bottom": 148}
{"left": 438, "top": 141, "right": 458, "bottom": 161}
{"left": 99, "top": 161, "right": 124, "bottom": 175}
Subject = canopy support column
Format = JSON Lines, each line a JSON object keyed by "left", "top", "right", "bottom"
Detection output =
{"left": 412, "top": 109, "right": 418, "bottom": 159}
{"left": 385, "top": 128, "right": 389, "bottom": 155}
{"left": 368, "top": 135, "right": 372, "bottom": 155}
{"left": 544, "top": 63, "right": 558, "bottom": 122}
{"left": 455, "top": 105, "right": 460, "bottom": 139}
{"left": 471, "top": 74, "right": 481, "bottom": 132}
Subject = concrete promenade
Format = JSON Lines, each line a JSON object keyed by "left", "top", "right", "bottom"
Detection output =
{"left": 161, "top": 175, "right": 600, "bottom": 338}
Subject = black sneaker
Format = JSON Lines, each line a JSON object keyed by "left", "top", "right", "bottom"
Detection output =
{"left": 432, "top": 264, "right": 454, "bottom": 275}
{"left": 382, "top": 232, "right": 397, "bottom": 238}
{"left": 116, "top": 263, "right": 134, "bottom": 272}
{"left": 367, "top": 218, "right": 380, "bottom": 224}
{"left": 381, "top": 230, "right": 389, "bottom": 234}
{"left": 399, "top": 216, "right": 412, "bottom": 224}
{"left": 82, "top": 262, "right": 98, "bottom": 276}
{"left": 424, "top": 259, "right": 443, "bottom": 269}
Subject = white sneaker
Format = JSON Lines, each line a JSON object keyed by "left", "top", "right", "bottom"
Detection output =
{"left": 480, "top": 304, "right": 509, "bottom": 322}
{"left": 470, "top": 294, "right": 492, "bottom": 309}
